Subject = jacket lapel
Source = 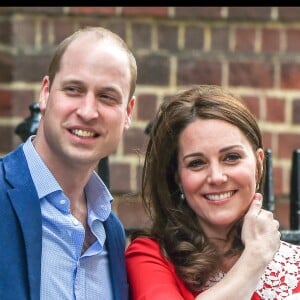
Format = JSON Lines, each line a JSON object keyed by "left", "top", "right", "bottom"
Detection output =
{"left": 104, "top": 213, "right": 128, "bottom": 300}
{"left": 4, "top": 145, "right": 42, "bottom": 300}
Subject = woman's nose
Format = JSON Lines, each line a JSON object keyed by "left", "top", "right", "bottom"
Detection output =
{"left": 207, "top": 165, "right": 228, "bottom": 185}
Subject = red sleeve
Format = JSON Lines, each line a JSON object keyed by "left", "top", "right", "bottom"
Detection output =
{"left": 125, "top": 237, "right": 196, "bottom": 300}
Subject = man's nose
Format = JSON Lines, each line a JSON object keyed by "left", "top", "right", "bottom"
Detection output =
{"left": 76, "top": 94, "right": 99, "bottom": 120}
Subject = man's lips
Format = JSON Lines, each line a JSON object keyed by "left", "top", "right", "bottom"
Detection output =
{"left": 69, "top": 128, "right": 99, "bottom": 138}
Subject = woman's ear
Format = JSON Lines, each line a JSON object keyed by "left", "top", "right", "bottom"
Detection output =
{"left": 256, "top": 148, "right": 265, "bottom": 181}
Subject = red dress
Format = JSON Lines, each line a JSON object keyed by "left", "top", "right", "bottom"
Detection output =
{"left": 126, "top": 237, "right": 300, "bottom": 300}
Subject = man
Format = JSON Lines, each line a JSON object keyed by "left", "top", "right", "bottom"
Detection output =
{"left": 0, "top": 26, "right": 137, "bottom": 300}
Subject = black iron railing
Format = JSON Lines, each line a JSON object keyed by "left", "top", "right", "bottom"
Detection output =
{"left": 263, "top": 148, "right": 300, "bottom": 245}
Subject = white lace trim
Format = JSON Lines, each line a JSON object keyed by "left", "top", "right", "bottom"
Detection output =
{"left": 202, "top": 241, "right": 300, "bottom": 299}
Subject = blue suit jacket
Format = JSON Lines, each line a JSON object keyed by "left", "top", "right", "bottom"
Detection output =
{"left": 0, "top": 144, "right": 129, "bottom": 300}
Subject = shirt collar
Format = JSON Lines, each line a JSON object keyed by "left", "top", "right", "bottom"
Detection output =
{"left": 23, "top": 135, "right": 113, "bottom": 221}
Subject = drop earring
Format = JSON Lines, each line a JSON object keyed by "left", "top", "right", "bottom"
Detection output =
{"left": 180, "top": 192, "right": 185, "bottom": 201}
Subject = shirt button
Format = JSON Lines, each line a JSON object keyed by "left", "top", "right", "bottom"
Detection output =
{"left": 100, "top": 204, "right": 108, "bottom": 211}
{"left": 60, "top": 199, "right": 66, "bottom": 205}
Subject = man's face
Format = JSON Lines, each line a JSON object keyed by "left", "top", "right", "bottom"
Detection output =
{"left": 36, "top": 36, "right": 135, "bottom": 170}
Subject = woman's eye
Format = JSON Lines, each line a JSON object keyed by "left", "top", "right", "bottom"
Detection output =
{"left": 187, "top": 159, "right": 205, "bottom": 168}
{"left": 225, "top": 153, "right": 241, "bottom": 162}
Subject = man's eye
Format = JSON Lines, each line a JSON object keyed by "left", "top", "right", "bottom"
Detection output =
{"left": 99, "top": 94, "right": 119, "bottom": 103}
{"left": 64, "top": 86, "right": 81, "bottom": 94}
{"left": 101, "top": 94, "right": 112, "bottom": 99}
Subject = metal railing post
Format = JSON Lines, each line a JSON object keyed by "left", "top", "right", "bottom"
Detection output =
{"left": 263, "top": 149, "right": 275, "bottom": 213}
{"left": 290, "top": 149, "right": 300, "bottom": 230}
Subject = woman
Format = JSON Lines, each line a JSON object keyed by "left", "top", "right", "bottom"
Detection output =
{"left": 126, "top": 85, "right": 300, "bottom": 299}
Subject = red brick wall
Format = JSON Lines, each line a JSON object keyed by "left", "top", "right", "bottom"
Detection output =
{"left": 1, "top": 7, "right": 300, "bottom": 230}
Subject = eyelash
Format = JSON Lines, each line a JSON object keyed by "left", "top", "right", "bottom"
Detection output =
{"left": 186, "top": 153, "right": 242, "bottom": 169}
{"left": 63, "top": 87, "right": 119, "bottom": 103}
{"left": 63, "top": 86, "right": 83, "bottom": 96}
{"left": 225, "top": 153, "right": 241, "bottom": 162}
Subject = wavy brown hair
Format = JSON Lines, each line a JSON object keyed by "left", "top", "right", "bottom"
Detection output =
{"left": 135, "top": 85, "right": 265, "bottom": 292}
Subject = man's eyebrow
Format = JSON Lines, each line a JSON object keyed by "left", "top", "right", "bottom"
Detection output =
{"left": 61, "top": 79, "right": 83, "bottom": 85}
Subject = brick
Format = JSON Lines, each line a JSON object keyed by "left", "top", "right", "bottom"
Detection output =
{"left": 286, "top": 29, "right": 300, "bottom": 52}
{"left": 242, "top": 95, "right": 260, "bottom": 119}
{"left": 177, "top": 58, "right": 222, "bottom": 85}
{"left": 185, "top": 25, "right": 204, "bottom": 50}
{"left": 281, "top": 63, "right": 300, "bottom": 89}
{"left": 137, "top": 93, "right": 158, "bottom": 121}
{"left": 0, "top": 51, "right": 13, "bottom": 82}
{"left": 275, "top": 197, "right": 289, "bottom": 229}
{"left": 261, "top": 28, "right": 280, "bottom": 53}
{"left": 278, "top": 7, "right": 300, "bottom": 21}
{"left": 292, "top": 99, "right": 300, "bottom": 124}
{"left": 13, "top": 18, "right": 36, "bottom": 47}
{"left": 104, "top": 20, "right": 127, "bottom": 41}
{"left": 29, "top": 7, "right": 63, "bottom": 14}
{"left": 122, "top": 7, "right": 168, "bottom": 17}
{"left": 136, "top": 54, "right": 170, "bottom": 85}
{"left": 40, "top": 19, "right": 52, "bottom": 47}
{"left": 53, "top": 18, "right": 76, "bottom": 44}
{"left": 157, "top": 24, "right": 178, "bottom": 51}
{"left": 124, "top": 127, "right": 148, "bottom": 155}
{"left": 110, "top": 162, "right": 131, "bottom": 193}
{"left": 0, "top": 7, "right": 15, "bottom": 13}
{"left": 0, "top": 19, "right": 12, "bottom": 45}
{"left": 234, "top": 27, "right": 256, "bottom": 53}
{"left": 266, "top": 97, "right": 285, "bottom": 122}
{"left": 229, "top": 61, "right": 273, "bottom": 88}
{"left": 132, "top": 23, "right": 152, "bottom": 49}
{"left": 228, "top": 7, "right": 271, "bottom": 20}
{"left": 0, "top": 89, "right": 12, "bottom": 116}
{"left": 0, "top": 7, "right": 63, "bottom": 14}
{"left": 15, "top": 54, "right": 51, "bottom": 82}
{"left": 0, "top": 125, "right": 15, "bottom": 153}
{"left": 69, "top": 7, "right": 117, "bottom": 16}
{"left": 278, "top": 133, "right": 300, "bottom": 159}
{"left": 12, "top": 90, "right": 36, "bottom": 118}
{"left": 273, "top": 166, "right": 284, "bottom": 198}
{"left": 211, "top": 27, "right": 229, "bottom": 52}
{"left": 175, "top": 7, "right": 222, "bottom": 19}
{"left": 77, "top": 19, "right": 105, "bottom": 29}
{"left": 262, "top": 131, "right": 272, "bottom": 150}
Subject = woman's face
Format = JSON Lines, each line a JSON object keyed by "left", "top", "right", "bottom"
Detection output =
{"left": 177, "top": 118, "right": 264, "bottom": 239}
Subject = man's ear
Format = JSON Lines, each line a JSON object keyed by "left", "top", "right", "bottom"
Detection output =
{"left": 38, "top": 76, "right": 50, "bottom": 114}
{"left": 124, "top": 96, "right": 135, "bottom": 130}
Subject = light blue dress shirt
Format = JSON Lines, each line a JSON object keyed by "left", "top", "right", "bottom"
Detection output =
{"left": 23, "top": 136, "right": 114, "bottom": 300}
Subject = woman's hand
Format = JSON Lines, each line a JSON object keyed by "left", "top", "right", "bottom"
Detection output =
{"left": 241, "top": 193, "right": 280, "bottom": 265}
